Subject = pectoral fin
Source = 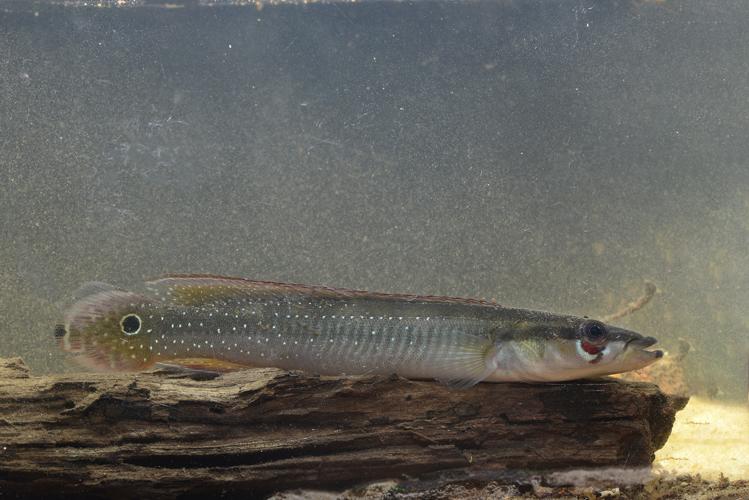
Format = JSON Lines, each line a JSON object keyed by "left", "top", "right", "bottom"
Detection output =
{"left": 435, "top": 336, "right": 498, "bottom": 389}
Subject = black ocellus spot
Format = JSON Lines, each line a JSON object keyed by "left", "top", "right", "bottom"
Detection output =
{"left": 121, "top": 314, "right": 141, "bottom": 335}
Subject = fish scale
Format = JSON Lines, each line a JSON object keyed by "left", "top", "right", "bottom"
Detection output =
{"left": 141, "top": 297, "right": 488, "bottom": 380}
{"left": 57, "top": 274, "right": 664, "bottom": 385}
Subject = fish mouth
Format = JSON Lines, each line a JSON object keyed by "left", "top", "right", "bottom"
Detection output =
{"left": 629, "top": 336, "right": 657, "bottom": 348}
{"left": 626, "top": 335, "right": 664, "bottom": 359}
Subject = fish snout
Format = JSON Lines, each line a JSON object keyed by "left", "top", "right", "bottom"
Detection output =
{"left": 626, "top": 335, "right": 664, "bottom": 361}
{"left": 630, "top": 336, "right": 658, "bottom": 348}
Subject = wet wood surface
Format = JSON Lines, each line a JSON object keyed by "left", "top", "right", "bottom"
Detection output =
{"left": 0, "top": 357, "right": 688, "bottom": 499}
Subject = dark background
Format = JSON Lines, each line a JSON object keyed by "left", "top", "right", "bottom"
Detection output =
{"left": 1, "top": 0, "right": 747, "bottom": 398}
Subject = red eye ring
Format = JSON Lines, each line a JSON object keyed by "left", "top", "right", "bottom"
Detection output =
{"left": 580, "top": 320, "right": 608, "bottom": 346}
{"left": 581, "top": 340, "right": 602, "bottom": 355}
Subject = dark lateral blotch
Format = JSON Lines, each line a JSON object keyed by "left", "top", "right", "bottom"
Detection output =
{"left": 54, "top": 324, "right": 66, "bottom": 339}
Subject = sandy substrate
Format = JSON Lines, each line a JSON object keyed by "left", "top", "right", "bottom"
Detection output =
{"left": 655, "top": 397, "right": 749, "bottom": 481}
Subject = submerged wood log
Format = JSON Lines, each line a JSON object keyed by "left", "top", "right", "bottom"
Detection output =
{"left": 0, "top": 357, "right": 687, "bottom": 499}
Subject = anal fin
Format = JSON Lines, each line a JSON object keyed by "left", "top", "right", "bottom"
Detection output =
{"left": 152, "top": 358, "right": 255, "bottom": 380}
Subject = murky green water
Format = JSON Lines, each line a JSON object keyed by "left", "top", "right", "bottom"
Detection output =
{"left": 1, "top": 0, "right": 747, "bottom": 399}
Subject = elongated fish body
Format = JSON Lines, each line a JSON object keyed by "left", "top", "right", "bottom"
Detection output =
{"left": 56, "top": 275, "right": 663, "bottom": 385}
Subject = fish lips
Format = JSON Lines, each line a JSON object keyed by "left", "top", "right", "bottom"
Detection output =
{"left": 626, "top": 335, "right": 664, "bottom": 359}
{"left": 629, "top": 335, "right": 657, "bottom": 348}
{"left": 608, "top": 325, "right": 663, "bottom": 359}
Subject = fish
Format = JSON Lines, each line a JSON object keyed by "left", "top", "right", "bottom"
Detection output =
{"left": 54, "top": 274, "right": 663, "bottom": 386}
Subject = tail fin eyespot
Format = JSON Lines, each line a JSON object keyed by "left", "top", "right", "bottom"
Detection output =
{"left": 120, "top": 314, "right": 142, "bottom": 336}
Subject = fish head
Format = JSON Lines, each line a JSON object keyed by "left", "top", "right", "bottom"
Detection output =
{"left": 553, "top": 318, "right": 663, "bottom": 379}
{"left": 575, "top": 319, "right": 663, "bottom": 374}
{"left": 55, "top": 284, "right": 156, "bottom": 371}
{"left": 494, "top": 317, "right": 664, "bottom": 382}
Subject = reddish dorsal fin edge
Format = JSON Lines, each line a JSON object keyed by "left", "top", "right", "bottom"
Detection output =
{"left": 146, "top": 273, "right": 504, "bottom": 308}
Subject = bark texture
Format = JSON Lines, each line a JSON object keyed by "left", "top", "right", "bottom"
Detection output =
{"left": 0, "top": 358, "right": 687, "bottom": 499}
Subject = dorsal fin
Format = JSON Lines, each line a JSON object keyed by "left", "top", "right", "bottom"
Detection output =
{"left": 144, "top": 273, "right": 505, "bottom": 308}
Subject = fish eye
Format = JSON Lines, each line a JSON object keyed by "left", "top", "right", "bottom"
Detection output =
{"left": 120, "top": 314, "right": 142, "bottom": 336}
{"left": 580, "top": 320, "right": 607, "bottom": 344}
